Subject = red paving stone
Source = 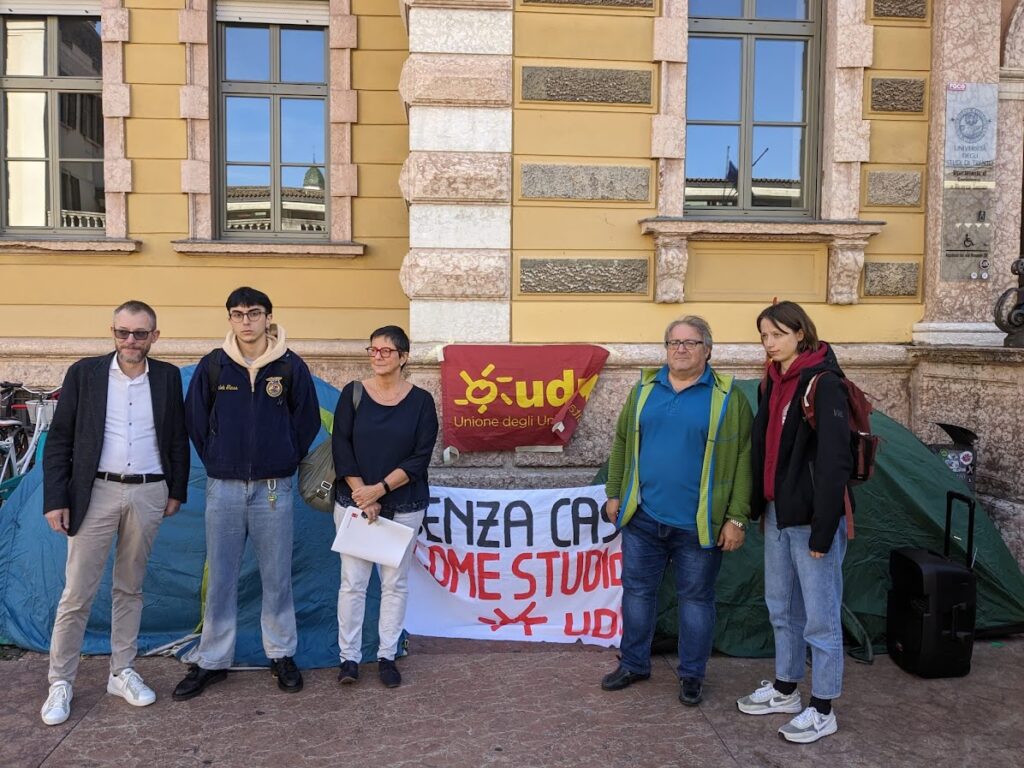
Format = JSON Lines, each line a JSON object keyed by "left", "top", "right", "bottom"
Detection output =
{"left": 2, "top": 635, "right": 1022, "bottom": 768}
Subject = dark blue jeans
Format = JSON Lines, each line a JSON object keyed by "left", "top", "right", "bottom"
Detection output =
{"left": 619, "top": 508, "right": 723, "bottom": 680}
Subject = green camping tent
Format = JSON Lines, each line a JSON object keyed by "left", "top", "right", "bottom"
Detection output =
{"left": 600, "top": 378, "right": 1024, "bottom": 659}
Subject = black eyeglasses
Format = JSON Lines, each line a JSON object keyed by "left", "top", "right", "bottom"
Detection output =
{"left": 366, "top": 346, "right": 399, "bottom": 358}
{"left": 228, "top": 309, "right": 266, "bottom": 322}
{"left": 113, "top": 328, "right": 154, "bottom": 340}
{"left": 665, "top": 339, "right": 704, "bottom": 351}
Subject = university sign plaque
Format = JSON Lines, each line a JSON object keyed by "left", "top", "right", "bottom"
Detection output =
{"left": 942, "top": 82, "right": 998, "bottom": 281}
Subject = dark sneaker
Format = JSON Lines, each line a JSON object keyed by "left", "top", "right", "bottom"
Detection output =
{"left": 679, "top": 677, "right": 703, "bottom": 707}
{"left": 378, "top": 658, "right": 401, "bottom": 689}
{"left": 601, "top": 666, "right": 650, "bottom": 691}
{"left": 172, "top": 665, "right": 227, "bottom": 701}
{"left": 338, "top": 660, "right": 359, "bottom": 684}
{"left": 270, "top": 656, "right": 303, "bottom": 693}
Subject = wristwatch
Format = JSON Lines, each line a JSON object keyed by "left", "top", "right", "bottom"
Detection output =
{"left": 727, "top": 518, "right": 746, "bottom": 531}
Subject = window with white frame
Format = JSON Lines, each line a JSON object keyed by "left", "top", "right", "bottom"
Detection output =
{"left": 685, "top": 0, "right": 820, "bottom": 216}
{"left": 217, "top": 20, "right": 328, "bottom": 237}
{"left": 0, "top": 15, "right": 103, "bottom": 232}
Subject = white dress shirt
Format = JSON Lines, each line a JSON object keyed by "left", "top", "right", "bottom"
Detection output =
{"left": 97, "top": 357, "right": 164, "bottom": 475}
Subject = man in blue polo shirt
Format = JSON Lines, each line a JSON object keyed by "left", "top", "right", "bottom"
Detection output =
{"left": 602, "top": 316, "right": 753, "bottom": 706}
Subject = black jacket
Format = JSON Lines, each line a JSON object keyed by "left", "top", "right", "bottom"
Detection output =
{"left": 750, "top": 344, "right": 852, "bottom": 553}
{"left": 42, "top": 353, "right": 190, "bottom": 536}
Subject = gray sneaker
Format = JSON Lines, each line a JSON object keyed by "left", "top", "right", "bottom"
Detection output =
{"left": 778, "top": 706, "right": 838, "bottom": 744}
{"left": 737, "top": 680, "right": 803, "bottom": 715}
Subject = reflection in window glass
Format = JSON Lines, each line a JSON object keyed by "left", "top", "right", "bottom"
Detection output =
{"left": 685, "top": 125, "right": 740, "bottom": 208}
{"left": 226, "top": 165, "right": 272, "bottom": 231}
{"left": 281, "top": 166, "right": 326, "bottom": 232}
{"left": 59, "top": 161, "right": 104, "bottom": 227}
{"left": 7, "top": 160, "right": 48, "bottom": 226}
{"left": 59, "top": 93, "right": 104, "bottom": 158}
{"left": 687, "top": 38, "right": 742, "bottom": 122}
{"left": 225, "top": 26, "right": 270, "bottom": 81}
{"left": 58, "top": 18, "right": 102, "bottom": 77}
{"left": 690, "top": 0, "right": 743, "bottom": 17}
{"left": 4, "top": 18, "right": 45, "bottom": 77}
{"left": 280, "top": 99, "right": 325, "bottom": 165}
{"left": 6, "top": 92, "right": 47, "bottom": 158}
{"left": 226, "top": 97, "right": 271, "bottom": 162}
{"left": 281, "top": 28, "right": 325, "bottom": 83}
{"left": 751, "top": 126, "right": 804, "bottom": 208}
{"left": 754, "top": 40, "right": 806, "bottom": 123}
{"left": 756, "top": 0, "right": 809, "bottom": 20}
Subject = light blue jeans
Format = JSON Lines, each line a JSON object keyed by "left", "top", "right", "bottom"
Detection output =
{"left": 195, "top": 477, "right": 297, "bottom": 669}
{"left": 764, "top": 502, "right": 847, "bottom": 699}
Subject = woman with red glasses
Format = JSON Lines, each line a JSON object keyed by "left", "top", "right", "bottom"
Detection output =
{"left": 330, "top": 325, "right": 438, "bottom": 689}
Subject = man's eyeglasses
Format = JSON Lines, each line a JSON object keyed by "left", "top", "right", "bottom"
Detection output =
{"left": 113, "top": 328, "right": 154, "bottom": 341}
{"left": 366, "top": 346, "right": 399, "bottom": 358}
{"left": 228, "top": 309, "right": 266, "bottom": 322}
{"left": 665, "top": 339, "right": 704, "bottom": 351}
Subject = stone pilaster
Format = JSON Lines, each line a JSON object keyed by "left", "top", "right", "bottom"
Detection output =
{"left": 101, "top": 0, "right": 131, "bottom": 240}
{"left": 913, "top": 0, "right": 1004, "bottom": 345}
{"left": 400, "top": 0, "right": 514, "bottom": 342}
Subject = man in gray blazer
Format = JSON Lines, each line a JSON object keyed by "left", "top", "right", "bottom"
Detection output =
{"left": 39, "top": 300, "right": 189, "bottom": 726}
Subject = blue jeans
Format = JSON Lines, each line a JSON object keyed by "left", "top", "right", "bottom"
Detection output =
{"left": 194, "top": 477, "right": 297, "bottom": 669}
{"left": 764, "top": 502, "right": 847, "bottom": 699}
{"left": 619, "top": 508, "right": 723, "bottom": 680}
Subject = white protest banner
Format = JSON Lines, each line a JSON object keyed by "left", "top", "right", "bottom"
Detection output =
{"left": 406, "top": 485, "right": 623, "bottom": 646}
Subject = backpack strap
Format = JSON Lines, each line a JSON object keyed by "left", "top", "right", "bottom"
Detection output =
{"left": 204, "top": 350, "right": 222, "bottom": 405}
{"left": 352, "top": 380, "right": 363, "bottom": 411}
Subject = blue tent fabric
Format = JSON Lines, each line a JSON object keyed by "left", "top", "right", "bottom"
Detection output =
{"left": 0, "top": 366, "right": 391, "bottom": 669}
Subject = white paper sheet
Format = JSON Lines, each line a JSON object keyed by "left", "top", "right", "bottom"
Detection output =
{"left": 331, "top": 505, "right": 415, "bottom": 568}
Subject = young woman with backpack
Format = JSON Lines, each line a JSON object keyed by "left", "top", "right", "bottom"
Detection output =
{"left": 736, "top": 301, "right": 853, "bottom": 744}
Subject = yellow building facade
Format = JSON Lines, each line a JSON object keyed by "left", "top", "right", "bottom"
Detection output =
{"left": 1, "top": 0, "right": 1023, "bottom": 554}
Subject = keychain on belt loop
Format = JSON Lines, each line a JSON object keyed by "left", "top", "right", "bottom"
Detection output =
{"left": 267, "top": 479, "right": 278, "bottom": 510}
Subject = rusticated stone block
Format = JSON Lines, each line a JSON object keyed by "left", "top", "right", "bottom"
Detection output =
{"left": 522, "top": 0, "right": 652, "bottom": 6}
{"left": 870, "top": 78, "right": 926, "bottom": 113}
{"left": 400, "top": 248, "right": 510, "bottom": 298}
{"left": 863, "top": 262, "right": 920, "bottom": 296}
{"left": 873, "top": 0, "right": 927, "bottom": 19}
{"left": 400, "top": 152, "right": 511, "bottom": 204}
{"left": 400, "top": 54, "right": 512, "bottom": 107}
{"left": 520, "top": 164, "right": 650, "bottom": 202}
{"left": 521, "top": 66, "right": 652, "bottom": 105}
{"left": 519, "top": 258, "right": 648, "bottom": 294}
{"left": 866, "top": 170, "right": 922, "bottom": 206}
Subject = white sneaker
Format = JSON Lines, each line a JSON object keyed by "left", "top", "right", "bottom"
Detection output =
{"left": 737, "top": 680, "right": 803, "bottom": 715}
{"left": 107, "top": 668, "right": 156, "bottom": 707}
{"left": 40, "top": 681, "right": 73, "bottom": 726}
{"left": 778, "top": 706, "right": 838, "bottom": 744}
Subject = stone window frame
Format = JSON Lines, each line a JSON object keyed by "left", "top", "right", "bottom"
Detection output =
{"left": 0, "top": 3, "right": 136, "bottom": 254}
{"left": 683, "top": 5, "right": 822, "bottom": 217}
{"left": 173, "top": 0, "right": 362, "bottom": 257}
{"left": 646, "top": 0, "right": 878, "bottom": 304}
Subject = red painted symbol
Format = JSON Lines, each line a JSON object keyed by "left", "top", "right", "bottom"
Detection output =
{"left": 478, "top": 602, "right": 548, "bottom": 636}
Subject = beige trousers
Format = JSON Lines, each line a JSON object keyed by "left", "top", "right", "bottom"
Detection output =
{"left": 48, "top": 478, "right": 167, "bottom": 684}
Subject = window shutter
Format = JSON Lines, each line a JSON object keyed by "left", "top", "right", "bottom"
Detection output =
{"left": 1, "top": 1, "right": 101, "bottom": 13}
{"left": 215, "top": 0, "right": 328, "bottom": 26}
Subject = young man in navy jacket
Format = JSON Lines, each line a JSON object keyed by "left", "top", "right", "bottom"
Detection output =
{"left": 174, "top": 287, "right": 320, "bottom": 700}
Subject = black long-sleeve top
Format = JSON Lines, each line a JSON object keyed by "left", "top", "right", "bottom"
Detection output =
{"left": 331, "top": 382, "right": 439, "bottom": 518}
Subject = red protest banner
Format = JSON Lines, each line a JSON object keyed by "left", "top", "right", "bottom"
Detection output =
{"left": 440, "top": 344, "right": 610, "bottom": 453}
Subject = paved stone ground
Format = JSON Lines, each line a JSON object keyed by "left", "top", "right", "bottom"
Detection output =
{"left": 2, "top": 635, "right": 1021, "bottom": 768}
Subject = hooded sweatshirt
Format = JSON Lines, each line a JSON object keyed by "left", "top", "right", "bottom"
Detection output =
{"left": 750, "top": 342, "right": 852, "bottom": 553}
{"left": 185, "top": 324, "right": 321, "bottom": 480}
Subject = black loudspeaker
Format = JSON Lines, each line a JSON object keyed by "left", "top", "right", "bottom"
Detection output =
{"left": 887, "top": 491, "right": 977, "bottom": 678}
